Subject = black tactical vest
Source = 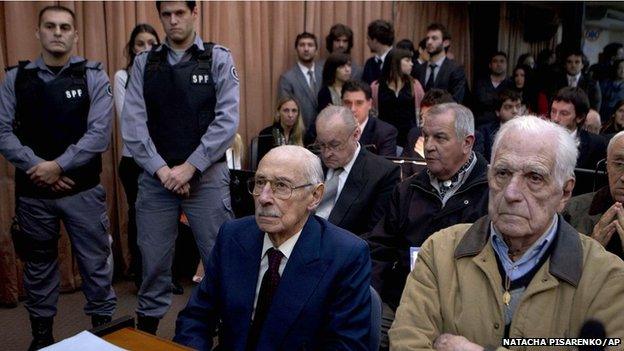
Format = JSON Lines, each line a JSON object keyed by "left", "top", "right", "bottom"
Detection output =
{"left": 144, "top": 43, "right": 218, "bottom": 167}
{"left": 13, "top": 60, "right": 102, "bottom": 198}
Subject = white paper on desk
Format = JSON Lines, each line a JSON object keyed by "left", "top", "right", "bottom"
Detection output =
{"left": 41, "top": 330, "right": 127, "bottom": 351}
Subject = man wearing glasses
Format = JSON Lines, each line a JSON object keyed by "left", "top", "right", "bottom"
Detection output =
{"left": 314, "top": 105, "right": 400, "bottom": 236}
{"left": 174, "top": 145, "right": 372, "bottom": 350}
{"left": 564, "top": 130, "right": 624, "bottom": 260}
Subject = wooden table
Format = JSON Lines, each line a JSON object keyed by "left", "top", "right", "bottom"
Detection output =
{"left": 102, "top": 327, "right": 194, "bottom": 350}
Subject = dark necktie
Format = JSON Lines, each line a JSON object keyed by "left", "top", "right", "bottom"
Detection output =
{"left": 308, "top": 69, "right": 317, "bottom": 94}
{"left": 246, "top": 248, "right": 284, "bottom": 350}
{"left": 376, "top": 57, "right": 383, "bottom": 72}
{"left": 425, "top": 64, "right": 437, "bottom": 90}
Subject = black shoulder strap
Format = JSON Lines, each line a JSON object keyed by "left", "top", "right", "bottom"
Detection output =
{"left": 67, "top": 60, "right": 87, "bottom": 86}
{"left": 15, "top": 60, "right": 37, "bottom": 90}
{"left": 146, "top": 45, "right": 167, "bottom": 73}
{"left": 13, "top": 61, "right": 36, "bottom": 134}
{"left": 197, "top": 42, "right": 214, "bottom": 71}
{"left": 5, "top": 60, "right": 29, "bottom": 73}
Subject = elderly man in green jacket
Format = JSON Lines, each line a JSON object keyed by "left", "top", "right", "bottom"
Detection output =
{"left": 563, "top": 130, "right": 624, "bottom": 260}
{"left": 390, "top": 116, "right": 624, "bottom": 351}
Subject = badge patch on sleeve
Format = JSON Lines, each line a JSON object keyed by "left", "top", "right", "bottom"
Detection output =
{"left": 230, "top": 67, "right": 239, "bottom": 82}
{"left": 106, "top": 83, "right": 113, "bottom": 96}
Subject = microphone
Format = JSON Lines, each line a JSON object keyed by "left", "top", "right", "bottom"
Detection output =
{"left": 578, "top": 319, "right": 606, "bottom": 351}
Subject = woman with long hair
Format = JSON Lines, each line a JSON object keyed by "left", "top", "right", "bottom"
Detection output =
{"left": 113, "top": 24, "right": 159, "bottom": 288}
{"left": 600, "top": 59, "right": 624, "bottom": 121}
{"left": 511, "top": 64, "right": 536, "bottom": 113}
{"left": 601, "top": 99, "right": 624, "bottom": 137}
{"left": 372, "top": 48, "right": 424, "bottom": 147}
{"left": 318, "top": 53, "right": 352, "bottom": 111}
{"left": 257, "top": 96, "right": 306, "bottom": 163}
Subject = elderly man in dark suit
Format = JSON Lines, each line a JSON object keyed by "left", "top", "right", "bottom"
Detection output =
{"left": 277, "top": 32, "right": 324, "bottom": 129}
{"left": 174, "top": 145, "right": 372, "bottom": 351}
{"left": 564, "top": 130, "right": 624, "bottom": 260}
{"left": 414, "top": 23, "right": 468, "bottom": 104}
{"left": 314, "top": 105, "right": 401, "bottom": 236}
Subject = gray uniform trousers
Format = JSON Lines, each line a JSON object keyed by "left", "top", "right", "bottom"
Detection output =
{"left": 136, "top": 161, "right": 233, "bottom": 318}
{"left": 16, "top": 184, "right": 116, "bottom": 318}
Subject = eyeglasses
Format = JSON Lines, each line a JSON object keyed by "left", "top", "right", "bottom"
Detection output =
{"left": 247, "top": 177, "right": 314, "bottom": 199}
{"left": 312, "top": 128, "right": 357, "bottom": 152}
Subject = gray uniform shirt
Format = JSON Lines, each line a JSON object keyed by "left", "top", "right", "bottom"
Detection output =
{"left": 0, "top": 56, "right": 113, "bottom": 172}
{"left": 121, "top": 34, "right": 240, "bottom": 175}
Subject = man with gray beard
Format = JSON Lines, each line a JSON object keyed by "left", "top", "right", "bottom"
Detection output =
{"left": 174, "top": 145, "right": 372, "bottom": 350}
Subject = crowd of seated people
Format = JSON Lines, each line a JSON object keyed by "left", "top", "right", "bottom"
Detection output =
{"left": 259, "top": 19, "right": 624, "bottom": 351}
{"left": 3, "top": 3, "right": 624, "bottom": 349}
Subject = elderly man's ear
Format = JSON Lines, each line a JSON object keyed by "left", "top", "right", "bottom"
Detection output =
{"left": 558, "top": 178, "right": 576, "bottom": 212}
{"left": 308, "top": 183, "right": 325, "bottom": 211}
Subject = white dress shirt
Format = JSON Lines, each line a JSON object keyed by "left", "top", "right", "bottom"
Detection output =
{"left": 297, "top": 61, "right": 316, "bottom": 87}
{"left": 567, "top": 73, "right": 581, "bottom": 87}
{"left": 252, "top": 230, "right": 302, "bottom": 316}
{"left": 325, "top": 142, "right": 361, "bottom": 205}
{"left": 425, "top": 56, "right": 447, "bottom": 83}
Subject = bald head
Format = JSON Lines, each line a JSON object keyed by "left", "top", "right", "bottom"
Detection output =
{"left": 315, "top": 106, "right": 360, "bottom": 169}
{"left": 316, "top": 105, "right": 358, "bottom": 133}
{"left": 261, "top": 145, "right": 323, "bottom": 185}
{"left": 254, "top": 146, "right": 324, "bottom": 240}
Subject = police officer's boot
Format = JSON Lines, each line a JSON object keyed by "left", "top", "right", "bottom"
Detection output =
{"left": 91, "top": 314, "right": 112, "bottom": 328}
{"left": 28, "top": 316, "right": 54, "bottom": 350}
{"left": 137, "top": 315, "right": 159, "bottom": 335}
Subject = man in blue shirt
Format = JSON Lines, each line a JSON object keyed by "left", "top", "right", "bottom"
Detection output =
{"left": 0, "top": 6, "right": 115, "bottom": 349}
{"left": 121, "top": 1, "right": 239, "bottom": 334}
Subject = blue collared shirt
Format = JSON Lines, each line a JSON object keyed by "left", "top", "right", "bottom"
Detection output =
{"left": 0, "top": 56, "right": 113, "bottom": 173}
{"left": 490, "top": 215, "right": 558, "bottom": 281}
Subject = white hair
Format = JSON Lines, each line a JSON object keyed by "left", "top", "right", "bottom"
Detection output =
{"left": 424, "top": 102, "right": 475, "bottom": 139}
{"left": 265, "top": 145, "right": 323, "bottom": 185}
{"left": 316, "top": 105, "right": 358, "bottom": 133}
{"left": 608, "top": 130, "right": 624, "bottom": 156}
{"left": 491, "top": 115, "right": 577, "bottom": 187}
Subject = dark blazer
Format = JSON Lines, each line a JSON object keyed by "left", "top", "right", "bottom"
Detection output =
{"left": 277, "top": 63, "right": 323, "bottom": 128}
{"left": 174, "top": 216, "right": 372, "bottom": 351}
{"left": 577, "top": 129, "right": 607, "bottom": 170}
{"left": 359, "top": 117, "right": 398, "bottom": 157}
{"left": 554, "top": 73, "right": 602, "bottom": 111}
{"left": 362, "top": 56, "right": 382, "bottom": 85}
{"left": 317, "top": 85, "right": 333, "bottom": 113}
{"left": 477, "top": 120, "right": 501, "bottom": 162}
{"left": 414, "top": 57, "right": 468, "bottom": 104}
{"left": 328, "top": 148, "right": 401, "bottom": 236}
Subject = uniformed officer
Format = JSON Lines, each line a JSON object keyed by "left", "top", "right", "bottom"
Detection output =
{"left": 0, "top": 6, "right": 116, "bottom": 350}
{"left": 121, "top": 1, "right": 238, "bottom": 334}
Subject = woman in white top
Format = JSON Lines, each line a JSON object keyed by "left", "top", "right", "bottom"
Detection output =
{"left": 114, "top": 24, "right": 159, "bottom": 288}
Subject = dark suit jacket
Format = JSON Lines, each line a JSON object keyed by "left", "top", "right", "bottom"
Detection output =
{"left": 362, "top": 56, "right": 382, "bottom": 85}
{"left": 577, "top": 129, "right": 607, "bottom": 170}
{"left": 277, "top": 63, "right": 323, "bottom": 128}
{"left": 477, "top": 120, "right": 501, "bottom": 162}
{"left": 554, "top": 73, "right": 602, "bottom": 111}
{"left": 317, "top": 85, "right": 333, "bottom": 113}
{"left": 359, "top": 117, "right": 398, "bottom": 157}
{"left": 174, "top": 216, "right": 372, "bottom": 351}
{"left": 328, "top": 148, "right": 401, "bottom": 236}
{"left": 415, "top": 57, "right": 468, "bottom": 104}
